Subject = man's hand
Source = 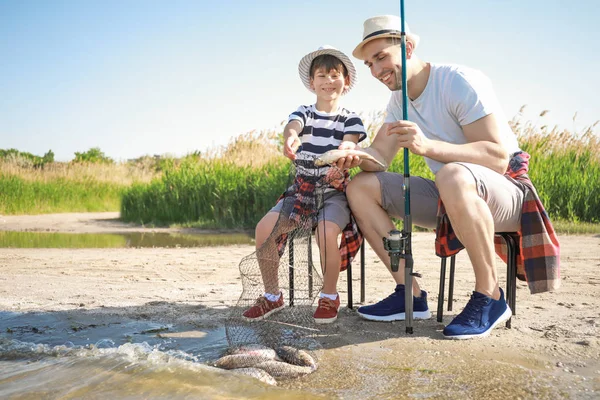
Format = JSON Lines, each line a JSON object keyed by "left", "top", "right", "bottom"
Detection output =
{"left": 386, "top": 120, "right": 431, "bottom": 156}
{"left": 283, "top": 136, "right": 301, "bottom": 160}
{"left": 334, "top": 141, "right": 361, "bottom": 169}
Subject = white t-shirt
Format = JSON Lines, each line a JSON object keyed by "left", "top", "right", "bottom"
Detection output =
{"left": 384, "top": 63, "right": 521, "bottom": 174}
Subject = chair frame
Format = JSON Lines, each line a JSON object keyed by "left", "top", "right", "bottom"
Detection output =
{"left": 288, "top": 234, "right": 365, "bottom": 309}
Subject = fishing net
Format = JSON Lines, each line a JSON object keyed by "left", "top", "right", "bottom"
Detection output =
{"left": 223, "top": 157, "right": 347, "bottom": 377}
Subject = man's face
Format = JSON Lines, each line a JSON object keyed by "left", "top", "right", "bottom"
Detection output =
{"left": 362, "top": 38, "right": 407, "bottom": 91}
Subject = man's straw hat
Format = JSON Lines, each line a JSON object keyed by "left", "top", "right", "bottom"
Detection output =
{"left": 352, "top": 15, "right": 420, "bottom": 60}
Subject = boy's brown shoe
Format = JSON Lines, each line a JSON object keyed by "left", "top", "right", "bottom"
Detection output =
{"left": 242, "top": 293, "right": 284, "bottom": 321}
{"left": 313, "top": 295, "right": 340, "bottom": 324}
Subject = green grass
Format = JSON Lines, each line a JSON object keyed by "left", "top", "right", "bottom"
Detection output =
{"left": 552, "top": 220, "right": 600, "bottom": 235}
{"left": 0, "top": 175, "right": 124, "bottom": 215}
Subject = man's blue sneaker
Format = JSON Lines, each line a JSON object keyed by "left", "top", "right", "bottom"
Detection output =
{"left": 443, "top": 288, "right": 512, "bottom": 339}
{"left": 357, "top": 284, "right": 431, "bottom": 321}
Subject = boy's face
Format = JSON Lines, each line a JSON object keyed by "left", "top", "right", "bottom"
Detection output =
{"left": 309, "top": 67, "right": 349, "bottom": 101}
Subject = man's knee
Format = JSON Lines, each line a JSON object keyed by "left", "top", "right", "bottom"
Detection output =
{"left": 347, "top": 172, "right": 380, "bottom": 206}
{"left": 435, "top": 163, "right": 477, "bottom": 201}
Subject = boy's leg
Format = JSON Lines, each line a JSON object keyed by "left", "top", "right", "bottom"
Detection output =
{"left": 346, "top": 172, "right": 437, "bottom": 321}
{"left": 314, "top": 220, "right": 343, "bottom": 295}
{"left": 243, "top": 204, "right": 296, "bottom": 321}
{"left": 312, "top": 193, "right": 347, "bottom": 324}
{"left": 255, "top": 211, "right": 283, "bottom": 295}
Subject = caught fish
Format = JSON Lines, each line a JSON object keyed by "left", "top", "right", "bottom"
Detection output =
{"left": 275, "top": 346, "right": 317, "bottom": 370}
{"left": 254, "top": 360, "right": 313, "bottom": 379}
{"left": 226, "top": 344, "right": 277, "bottom": 359}
{"left": 231, "top": 367, "right": 278, "bottom": 386}
{"left": 314, "top": 149, "right": 386, "bottom": 169}
{"left": 214, "top": 353, "right": 275, "bottom": 370}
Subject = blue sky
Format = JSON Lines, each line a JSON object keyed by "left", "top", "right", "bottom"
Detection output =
{"left": 1, "top": 0, "right": 598, "bottom": 161}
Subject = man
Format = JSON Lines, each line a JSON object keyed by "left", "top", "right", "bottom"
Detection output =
{"left": 336, "top": 15, "right": 559, "bottom": 339}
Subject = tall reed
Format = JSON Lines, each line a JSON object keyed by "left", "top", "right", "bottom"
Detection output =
{"left": 121, "top": 111, "right": 600, "bottom": 228}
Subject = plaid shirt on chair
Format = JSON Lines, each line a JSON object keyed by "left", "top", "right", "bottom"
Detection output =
{"left": 435, "top": 152, "right": 561, "bottom": 294}
{"left": 275, "top": 167, "right": 363, "bottom": 272}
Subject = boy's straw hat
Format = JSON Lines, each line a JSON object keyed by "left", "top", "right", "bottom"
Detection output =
{"left": 352, "top": 15, "right": 420, "bottom": 60}
{"left": 298, "top": 45, "right": 357, "bottom": 95}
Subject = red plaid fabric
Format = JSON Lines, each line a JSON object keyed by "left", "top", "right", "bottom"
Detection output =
{"left": 435, "top": 152, "right": 561, "bottom": 294}
{"left": 275, "top": 169, "right": 363, "bottom": 272}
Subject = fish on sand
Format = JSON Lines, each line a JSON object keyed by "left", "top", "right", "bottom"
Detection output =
{"left": 226, "top": 344, "right": 277, "bottom": 359}
{"left": 275, "top": 346, "right": 317, "bottom": 370}
{"left": 213, "top": 344, "right": 318, "bottom": 381}
{"left": 214, "top": 353, "right": 275, "bottom": 370}
{"left": 314, "top": 149, "right": 386, "bottom": 169}
{"left": 253, "top": 360, "right": 313, "bottom": 379}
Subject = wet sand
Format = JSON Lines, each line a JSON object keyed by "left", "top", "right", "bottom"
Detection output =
{"left": 1, "top": 212, "right": 599, "bottom": 398}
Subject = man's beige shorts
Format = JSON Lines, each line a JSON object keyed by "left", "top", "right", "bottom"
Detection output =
{"left": 376, "top": 162, "right": 524, "bottom": 232}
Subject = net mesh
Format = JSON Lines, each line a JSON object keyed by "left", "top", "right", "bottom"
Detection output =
{"left": 222, "top": 158, "right": 346, "bottom": 380}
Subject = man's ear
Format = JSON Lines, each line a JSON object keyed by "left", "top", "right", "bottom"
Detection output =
{"left": 406, "top": 40, "right": 415, "bottom": 59}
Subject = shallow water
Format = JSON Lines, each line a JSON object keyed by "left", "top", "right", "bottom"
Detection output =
{"left": 0, "top": 231, "right": 254, "bottom": 248}
{"left": 0, "top": 312, "right": 324, "bottom": 399}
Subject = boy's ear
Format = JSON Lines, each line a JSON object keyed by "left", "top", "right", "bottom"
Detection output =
{"left": 309, "top": 77, "right": 315, "bottom": 91}
{"left": 345, "top": 75, "right": 350, "bottom": 87}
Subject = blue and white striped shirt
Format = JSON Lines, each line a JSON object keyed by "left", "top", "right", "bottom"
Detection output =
{"left": 288, "top": 104, "right": 367, "bottom": 180}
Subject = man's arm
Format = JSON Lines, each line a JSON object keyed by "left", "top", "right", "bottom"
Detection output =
{"left": 333, "top": 123, "right": 400, "bottom": 171}
{"left": 421, "top": 113, "right": 509, "bottom": 174}
{"left": 336, "top": 113, "right": 509, "bottom": 174}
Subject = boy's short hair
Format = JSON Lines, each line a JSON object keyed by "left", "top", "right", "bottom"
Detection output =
{"left": 309, "top": 54, "right": 348, "bottom": 79}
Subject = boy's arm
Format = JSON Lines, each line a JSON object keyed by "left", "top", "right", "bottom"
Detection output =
{"left": 334, "top": 124, "right": 393, "bottom": 171}
{"left": 338, "top": 134, "right": 360, "bottom": 150}
{"left": 283, "top": 120, "right": 303, "bottom": 161}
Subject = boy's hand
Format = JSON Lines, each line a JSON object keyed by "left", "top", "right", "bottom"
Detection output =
{"left": 283, "top": 136, "right": 302, "bottom": 160}
{"left": 335, "top": 141, "right": 360, "bottom": 169}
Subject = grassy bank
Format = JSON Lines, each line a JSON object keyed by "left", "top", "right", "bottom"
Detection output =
{"left": 0, "top": 158, "right": 158, "bottom": 215}
{"left": 121, "top": 113, "right": 600, "bottom": 229}
{"left": 2, "top": 111, "right": 598, "bottom": 233}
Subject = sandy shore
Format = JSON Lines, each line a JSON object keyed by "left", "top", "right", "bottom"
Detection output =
{"left": 1, "top": 212, "right": 599, "bottom": 398}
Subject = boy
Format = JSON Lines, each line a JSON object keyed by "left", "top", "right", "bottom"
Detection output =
{"left": 242, "top": 45, "right": 367, "bottom": 324}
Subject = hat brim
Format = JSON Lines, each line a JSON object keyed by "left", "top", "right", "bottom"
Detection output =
{"left": 298, "top": 48, "right": 357, "bottom": 95}
{"left": 352, "top": 32, "right": 420, "bottom": 60}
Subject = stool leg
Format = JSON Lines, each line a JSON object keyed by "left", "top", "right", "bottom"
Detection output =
{"left": 437, "top": 258, "right": 447, "bottom": 323}
{"left": 504, "top": 234, "right": 517, "bottom": 328}
{"left": 448, "top": 255, "right": 456, "bottom": 311}
{"left": 289, "top": 238, "right": 294, "bottom": 307}
{"left": 360, "top": 243, "right": 366, "bottom": 303}
{"left": 347, "top": 262, "right": 353, "bottom": 309}
{"left": 308, "top": 235, "right": 313, "bottom": 299}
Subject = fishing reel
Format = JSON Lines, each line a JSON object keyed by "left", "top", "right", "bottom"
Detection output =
{"left": 383, "top": 229, "right": 408, "bottom": 273}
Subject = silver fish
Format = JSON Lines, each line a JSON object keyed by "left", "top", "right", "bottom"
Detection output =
{"left": 231, "top": 367, "right": 278, "bottom": 386}
{"left": 226, "top": 344, "right": 277, "bottom": 359}
{"left": 275, "top": 346, "right": 317, "bottom": 370}
{"left": 214, "top": 353, "right": 275, "bottom": 370}
{"left": 254, "top": 360, "right": 313, "bottom": 379}
{"left": 314, "top": 149, "right": 386, "bottom": 169}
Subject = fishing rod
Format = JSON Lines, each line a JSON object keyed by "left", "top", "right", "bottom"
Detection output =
{"left": 382, "top": 0, "right": 416, "bottom": 334}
